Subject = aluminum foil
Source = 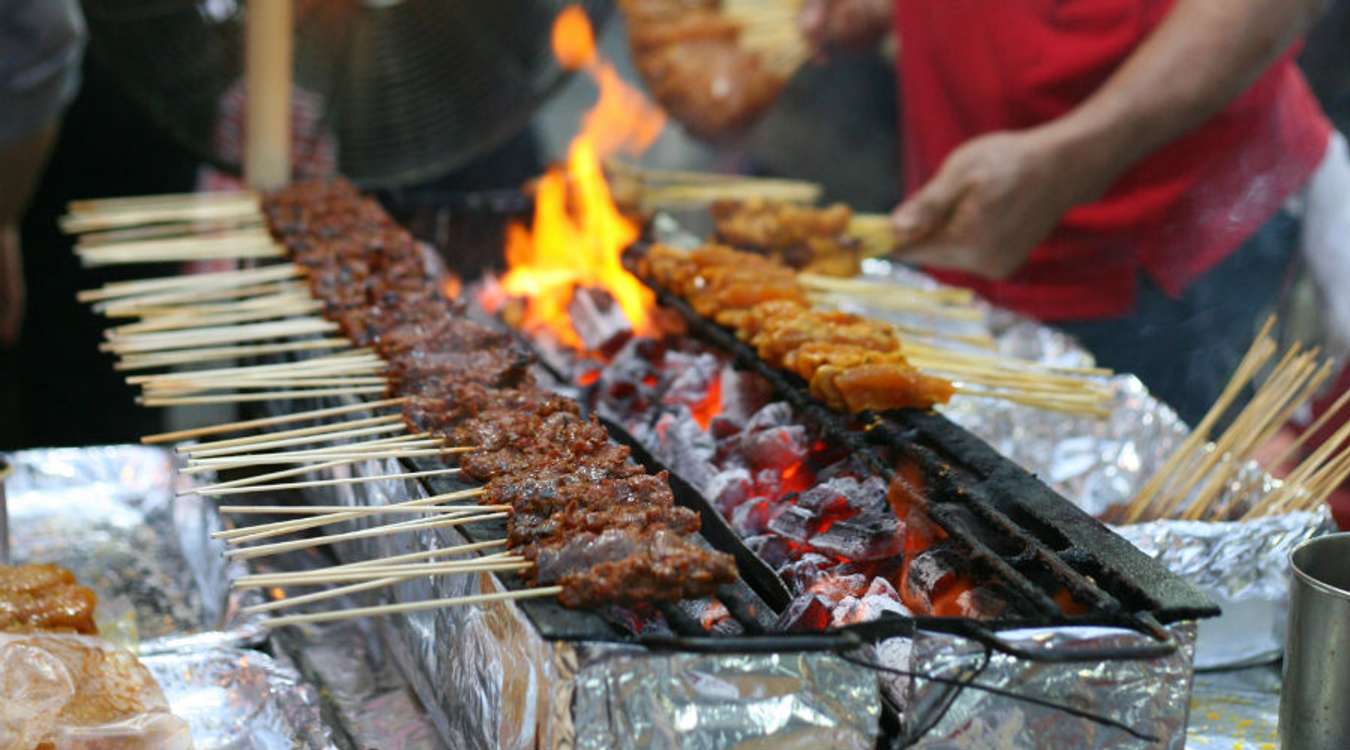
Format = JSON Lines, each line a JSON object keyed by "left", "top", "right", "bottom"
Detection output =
{"left": 571, "top": 646, "right": 880, "bottom": 750}
{"left": 1185, "top": 665, "right": 1282, "bottom": 748}
{"left": 3, "top": 445, "right": 267, "bottom": 650}
{"left": 284, "top": 452, "right": 565, "bottom": 750}
{"left": 143, "top": 646, "right": 335, "bottom": 749}
{"left": 4, "top": 445, "right": 334, "bottom": 748}
{"left": 270, "top": 620, "right": 442, "bottom": 749}
{"left": 853, "top": 259, "right": 1329, "bottom": 668}
{"left": 898, "top": 623, "right": 1198, "bottom": 750}
{"left": 1115, "top": 511, "right": 1329, "bottom": 668}
{"left": 248, "top": 425, "right": 888, "bottom": 750}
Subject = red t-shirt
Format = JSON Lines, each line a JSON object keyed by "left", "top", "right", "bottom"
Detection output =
{"left": 894, "top": 0, "right": 1333, "bottom": 321}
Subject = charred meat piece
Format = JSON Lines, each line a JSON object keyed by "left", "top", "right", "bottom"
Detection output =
{"left": 554, "top": 530, "right": 738, "bottom": 607}
{"left": 461, "top": 442, "right": 637, "bottom": 483}
{"left": 509, "top": 504, "right": 699, "bottom": 547}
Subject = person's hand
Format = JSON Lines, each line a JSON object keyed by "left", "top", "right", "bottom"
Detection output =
{"left": 0, "top": 225, "right": 24, "bottom": 347}
{"left": 889, "top": 127, "right": 1108, "bottom": 280}
{"left": 797, "top": 0, "right": 892, "bottom": 54}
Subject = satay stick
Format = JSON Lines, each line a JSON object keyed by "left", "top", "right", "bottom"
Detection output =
{"left": 183, "top": 421, "right": 406, "bottom": 457}
{"left": 212, "top": 489, "right": 487, "bottom": 542}
{"left": 234, "top": 559, "right": 531, "bottom": 588}
{"left": 262, "top": 586, "right": 564, "bottom": 628}
{"left": 179, "top": 447, "right": 452, "bottom": 474}
{"left": 190, "top": 467, "right": 464, "bottom": 497}
{"left": 143, "top": 396, "right": 405, "bottom": 444}
{"left": 116, "top": 338, "right": 353, "bottom": 372}
{"left": 240, "top": 546, "right": 512, "bottom": 615}
{"left": 1121, "top": 319, "right": 1278, "bottom": 523}
{"left": 111, "top": 300, "right": 322, "bottom": 334}
{"left": 131, "top": 351, "right": 380, "bottom": 385}
{"left": 140, "top": 386, "right": 387, "bottom": 406}
{"left": 79, "top": 264, "right": 303, "bottom": 303}
{"left": 226, "top": 511, "right": 509, "bottom": 561}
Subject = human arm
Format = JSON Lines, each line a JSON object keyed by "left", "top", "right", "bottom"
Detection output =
{"left": 0, "top": 0, "right": 86, "bottom": 345}
{"left": 891, "top": 0, "right": 1329, "bottom": 279}
{"left": 0, "top": 125, "right": 61, "bottom": 345}
{"left": 797, "top": 0, "right": 892, "bottom": 53}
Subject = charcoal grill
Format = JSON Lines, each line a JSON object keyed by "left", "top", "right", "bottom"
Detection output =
{"left": 605, "top": 241, "right": 1218, "bottom": 662}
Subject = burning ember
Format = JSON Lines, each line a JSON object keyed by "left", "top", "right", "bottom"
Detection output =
{"left": 582, "top": 335, "right": 1015, "bottom": 628}
{"left": 490, "top": 5, "right": 666, "bottom": 348}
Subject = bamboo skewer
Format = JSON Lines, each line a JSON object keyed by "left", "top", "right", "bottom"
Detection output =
{"left": 187, "top": 467, "right": 464, "bottom": 497}
{"left": 144, "top": 377, "right": 389, "bottom": 397}
{"left": 219, "top": 503, "right": 497, "bottom": 516}
{"left": 184, "top": 431, "right": 437, "bottom": 461}
{"left": 234, "top": 559, "right": 531, "bottom": 588}
{"left": 99, "top": 284, "right": 310, "bottom": 315}
{"left": 226, "top": 511, "right": 509, "bottom": 561}
{"left": 143, "top": 397, "right": 406, "bottom": 444}
{"left": 262, "top": 586, "right": 564, "bottom": 628}
{"left": 139, "top": 386, "right": 388, "bottom": 406}
{"left": 78, "top": 264, "right": 302, "bottom": 303}
{"left": 109, "top": 300, "right": 322, "bottom": 334}
{"left": 1118, "top": 315, "right": 1350, "bottom": 523}
{"left": 211, "top": 489, "right": 486, "bottom": 542}
{"left": 182, "top": 420, "right": 406, "bottom": 456}
{"left": 240, "top": 546, "right": 513, "bottom": 615}
{"left": 76, "top": 217, "right": 266, "bottom": 247}
{"left": 68, "top": 190, "right": 258, "bottom": 214}
{"left": 61, "top": 200, "right": 263, "bottom": 234}
{"left": 797, "top": 272, "right": 975, "bottom": 305}
{"left": 178, "top": 447, "right": 456, "bottom": 474}
{"left": 116, "top": 338, "right": 353, "bottom": 371}
{"left": 102, "top": 318, "right": 340, "bottom": 354}
{"left": 131, "top": 351, "right": 382, "bottom": 386}
{"left": 179, "top": 434, "right": 443, "bottom": 474}
{"left": 176, "top": 414, "right": 404, "bottom": 452}
{"left": 214, "top": 501, "right": 488, "bottom": 546}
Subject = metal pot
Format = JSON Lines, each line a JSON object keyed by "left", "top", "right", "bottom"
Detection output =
{"left": 1280, "top": 531, "right": 1350, "bottom": 749}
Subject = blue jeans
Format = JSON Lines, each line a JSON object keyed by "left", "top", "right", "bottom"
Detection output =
{"left": 1056, "top": 211, "right": 1301, "bottom": 427}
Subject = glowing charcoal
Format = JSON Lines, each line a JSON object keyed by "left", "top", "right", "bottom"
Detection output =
{"left": 707, "top": 466, "right": 754, "bottom": 513}
{"left": 730, "top": 497, "right": 780, "bottom": 537}
{"left": 776, "top": 593, "right": 834, "bottom": 632}
{"left": 777, "top": 553, "right": 835, "bottom": 591}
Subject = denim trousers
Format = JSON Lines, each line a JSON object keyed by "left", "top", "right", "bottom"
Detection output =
{"left": 1056, "top": 211, "right": 1301, "bottom": 427}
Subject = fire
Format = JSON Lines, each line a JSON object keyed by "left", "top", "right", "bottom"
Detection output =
{"left": 494, "top": 5, "right": 667, "bottom": 348}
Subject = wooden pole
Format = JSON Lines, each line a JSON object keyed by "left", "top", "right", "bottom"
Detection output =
{"left": 245, "top": 0, "right": 293, "bottom": 189}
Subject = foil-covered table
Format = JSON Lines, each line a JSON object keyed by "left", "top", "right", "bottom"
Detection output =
{"left": 4, "top": 445, "right": 336, "bottom": 749}
{"left": 851, "top": 259, "right": 1330, "bottom": 670}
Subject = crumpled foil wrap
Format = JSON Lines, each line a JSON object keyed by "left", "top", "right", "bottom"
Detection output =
{"left": 570, "top": 645, "right": 879, "bottom": 750}
{"left": 3, "top": 445, "right": 266, "bottom": 650}
{"left": 3, "top": 445, "right": 336, "bottom": 749}
{"left": 143, "top": 646, "right": 334, "bottom": 749}
{"left": 853, "top": 259, "right": 1330, "bottom": 668}
{"left": 894, "top": 623, "right": 1198, "bottom": 750}
{"left": 1115, "top": 512, "right": 1327, "bottom": 668}
{"left": 282, "top": 449, "right": 881, "bottom": 750}
{"left": 269, "top": 619, "right": 443, "bottom": 749}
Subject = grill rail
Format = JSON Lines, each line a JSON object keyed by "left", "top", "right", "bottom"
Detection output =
{"left": 623, "top": 243, "right": 1218, "bottom": 646}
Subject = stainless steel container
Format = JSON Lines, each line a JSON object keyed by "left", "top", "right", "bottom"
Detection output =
{"left": 0, "top": 458, "right": 10, "bottom": 564}
{"left": 1280, "top": 532, "right": 1350, "bottom": 749}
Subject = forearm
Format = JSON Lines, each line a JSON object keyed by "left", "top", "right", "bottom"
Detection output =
{"left": 0, "top": 124, "right": 60, "bottom": 224}
{"left": 1044, "top": 0, "right": 1326, "bottom": 202}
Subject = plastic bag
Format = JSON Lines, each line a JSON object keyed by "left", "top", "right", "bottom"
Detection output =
{"left": 0, "top": 632, "right": 193, "bottom": 750}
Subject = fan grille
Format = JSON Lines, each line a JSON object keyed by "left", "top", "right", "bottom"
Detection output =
{"left": 84, "top": 0, "right": 611, "bottom": 187}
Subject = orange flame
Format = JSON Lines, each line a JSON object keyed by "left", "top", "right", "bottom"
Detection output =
{"left": 495, "top": 5, "right": 666, "bottom": 348}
